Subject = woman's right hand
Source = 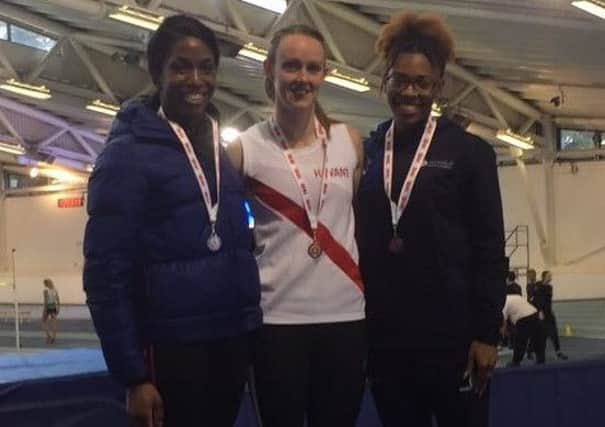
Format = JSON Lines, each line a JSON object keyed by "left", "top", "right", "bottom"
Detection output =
{"left": 127, "top": 382, "right": 164, "bottom": 427}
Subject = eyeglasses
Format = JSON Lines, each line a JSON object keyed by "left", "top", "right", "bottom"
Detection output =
{"left": 386, "top": 73, "right": 439, "bottom": 92}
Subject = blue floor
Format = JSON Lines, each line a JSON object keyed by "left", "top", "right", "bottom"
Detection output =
{"left": 2, "top": 337, "right": 605, "bottom": 427}
{"left": 0, "top": 348, "right": 106, "bottom": 384}
{"left": 3, "top": 336, "right": 605, "bottom": 384}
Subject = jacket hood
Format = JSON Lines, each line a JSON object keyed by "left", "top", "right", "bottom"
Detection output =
{"left": 107, "top": 97, "right": 175, "bottom": 144}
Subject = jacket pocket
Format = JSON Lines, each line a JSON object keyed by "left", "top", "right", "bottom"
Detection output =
{"left": 144, "top": 251, "right": 260, "bottom": 320}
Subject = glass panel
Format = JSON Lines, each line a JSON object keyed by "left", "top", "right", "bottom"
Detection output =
{"left": 9, "top": 25, "right": 56, "bottom": 52}
{"left": 560, "top": 129, "right": 603, "bottom": 151}
{"left": 0, "top": 21, "right": 7, "bottom": 40}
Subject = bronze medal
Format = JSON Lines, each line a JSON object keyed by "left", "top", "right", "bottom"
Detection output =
{"left": 307, "top": 241, "right": 322, "bottom": 259}
{"left": 388, "top": 236, "right": 404, "bottom": 253}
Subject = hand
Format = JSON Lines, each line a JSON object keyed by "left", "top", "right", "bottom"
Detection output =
{"left": 127, "top": 382, "right": 164, "bottom": 427}
{"left": 499, "top": 325, "right": 508, "bottom": 337}
{"left": 465, "top": 340, "right": 497, "bottom": 397}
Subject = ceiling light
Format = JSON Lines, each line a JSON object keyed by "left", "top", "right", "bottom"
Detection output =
{"left": 571, "top": 1, "right": 605, "bottom": 20}
{"left": 108, "top": 5, "right": 164, "bottom": 31}
{"left": 325, "top": 69, "right": 371, "bottom": 93}
{"left": 0, "top": 142, "right": 26, "bottom": 155}
{"left": 40, "top": 168, "right": 86, "bottom": 184}
{"left": 29, "top": 167, "right": 39, "bottom": 178}
{"left": 430, "top": 103, "right": 443, "bottom": 117}
{"left": 86, "top": 99, "right": 120, "bottom": 116}
{"left": 237, "top": 43, "right": 268, "bottom": 62}
{"left": 221, "top": 127, "right": 241, "bottom": 143}
{"left": 496, "top": 129, "right": 535, "bottom": 150}
{"left": 0, "top": 79, "right": 51, "bottom": 100}
{"left": 240, "top": 0, "right": 287, "bottom": 14}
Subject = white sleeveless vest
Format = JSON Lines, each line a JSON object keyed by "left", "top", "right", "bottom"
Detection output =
{"left": 240, "top": 120, "right": 365, "bottom": 324}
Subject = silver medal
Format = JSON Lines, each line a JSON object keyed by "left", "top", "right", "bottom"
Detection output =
{"left": 207, "top": 224, "right": 222, "bottom": 252}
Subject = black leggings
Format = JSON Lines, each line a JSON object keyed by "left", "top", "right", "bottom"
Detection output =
{"left": 252, "top": 321, "right": 367, "bottom": 427}
{"left": 513, "top": 313, "right": 545, "bottom": 365}
{"left": 369, "top": 350, "right": 471, "bottom": 427}
{"left": 543, "top": 313, "right": 561, "bottom": 352}
{"left": 152, "top": 332, "right": 255, "bottom": 427}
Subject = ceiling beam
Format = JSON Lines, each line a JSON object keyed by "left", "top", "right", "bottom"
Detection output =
{"left": 25, "top": 37, "right": 66, "bottom": 83}
{"left": 478, "top": 89, "right": 509, "bottom": 129}
{"left": 302, "top": 0, "right": 347, "bottom": 64}
{"left": 0, "top": 43, "right": 18, "bottom": 79}
{"left": 37, "top": 128, "right": 69, "bottom": 149}
{"left": 0, "top": 96, "right": 104, "bottom": 144}
{"left": 449, "top": 84, "right": 476, "bottom": 107}
{"left": 70, "top": 129, "right": 99, "bottom": 158}
{"left": 0, "top": 108, "right": 23, "bottom": 143}
{"left": 70, "top": 38, "right": 118, "bottom": 103}
{"left": 225, "top": 0, "right": 249, "bottom": 33}
{"left": 330, "top": 0, "right": 605, "bottom": 31}
{"left": 315, "top": 0, "right": 544, "bottom": 121}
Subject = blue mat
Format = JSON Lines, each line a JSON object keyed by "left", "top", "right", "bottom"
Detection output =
{"left": 0, "top": 348, "right": 107, "bottom": 384}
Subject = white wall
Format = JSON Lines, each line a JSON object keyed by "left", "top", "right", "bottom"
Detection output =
{"left": 0, "top": 190, "right": 87, "bottom": 304}
{"left": 0, "top": 161, "right": 604, "bottom": 303}
{"left": 499, "top": 161, "right": 605, "bottom": 300}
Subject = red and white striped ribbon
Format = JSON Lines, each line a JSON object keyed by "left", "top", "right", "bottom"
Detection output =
{"left": 160, "top": 108, "right": 220, "bottom": 226}
{"left": 269, "top": 116, "right": 328, "bottom": 238}
{"left": 383, "top": 116, "right": 438, "bottom": 234}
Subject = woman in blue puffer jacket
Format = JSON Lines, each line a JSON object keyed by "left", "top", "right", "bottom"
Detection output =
{"left": 83, "top": 15, "right": 261, "bottom": 427}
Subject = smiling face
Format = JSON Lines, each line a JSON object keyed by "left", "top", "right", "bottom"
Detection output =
{"left": 385, "top": 52, "right": 443, "bottom": 131}
{"left": 265, "top": 33, "right": 326, "bottom": 113}
{"left": 157, "top": 36, "right": 217, "bottom": 127}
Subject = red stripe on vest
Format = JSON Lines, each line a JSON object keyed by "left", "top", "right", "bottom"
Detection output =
{"left": 248, "top": 177, "right": 364, "bottom": 292}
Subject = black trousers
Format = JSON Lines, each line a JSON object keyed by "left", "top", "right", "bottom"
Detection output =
{"left": 542, "top": 313, "right": 561, "bottom": 352}
{"left": 369, "top": 349, "right": 473, "bottom": 427}
{"left": 152, "top": 332, "right": 255, "bottom": 427}
{"left": 513, "top": 313, "right": 545, "bottom": 365}
{"left": 252, "top": 320, "right": 367, "bottom": 427}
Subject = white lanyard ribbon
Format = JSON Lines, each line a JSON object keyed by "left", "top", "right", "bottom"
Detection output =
{"left": 269, "top": 116, "right": 328, "bottom": 239}
{"left": 160, "top": 108, "right": 220, "bottom": 226}
{"left": 384, "top": 116, "right": 438, "bottom": 235}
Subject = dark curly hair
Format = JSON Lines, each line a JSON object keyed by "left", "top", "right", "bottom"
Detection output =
{"left": 375, "top": 12, "right": 455, "bottom": 90}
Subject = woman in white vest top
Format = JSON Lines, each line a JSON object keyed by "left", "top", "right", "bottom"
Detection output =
{"left": 227, "top": 24, "right": 366, "bottom": 427}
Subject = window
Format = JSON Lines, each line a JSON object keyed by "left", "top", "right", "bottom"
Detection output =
{"left": 3, "top": 171, "right": 52, "bottom": 190}
{"left": 9, "top": 25, "right": 55, "bottom": 52}
{"left": 559, "top": 129, "right": 603, "bottom": 151}
{"left": 0, "top": 21, "right": 7, "bottom": 40}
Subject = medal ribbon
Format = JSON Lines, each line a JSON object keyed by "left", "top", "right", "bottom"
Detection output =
{"left": 160, "top": 107, "right": 220, "bottom": 227}
{"left": 269, "top": 116, "right": 328, "bottom": 241}
{"left": 383, "top": 116, "right": 438, "bottom": 235}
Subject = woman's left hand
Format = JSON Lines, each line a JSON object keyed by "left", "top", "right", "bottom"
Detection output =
{"left": 465, "top": 340, "right": 497, "bottom": 396}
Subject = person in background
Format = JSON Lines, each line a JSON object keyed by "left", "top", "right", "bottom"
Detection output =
{"left": 506, "top": 271, "right": 522, "bottom": 296}
{"left": 502, "top": 290, "right": 545, "bottom": 366}
{"left": 526, "top": 268, "right": 537, "bottom": 302}
{"left": 533, "top": 271, "right": 568, "bottom": 360}
{"left": 356, "top": 11, "right": 506, "bottom": 427}
{"left": 42, "top": 278, "right": 60, "bottom": 344}
{"left": 525, "top": 268, "right": 538, "bottom": 360}
{"left": 83, "top": 15, "right": 261, "bottom": 427}
{"left": 502, "top": 271, "right": 521, "bottom": 350}
{"left": 227, "top": 24, "right": 366, "bottom": 427}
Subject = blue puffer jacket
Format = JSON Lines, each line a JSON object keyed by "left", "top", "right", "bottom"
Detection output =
{"left": 83, "top": 99, "right": 262, "bottom": 387}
